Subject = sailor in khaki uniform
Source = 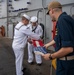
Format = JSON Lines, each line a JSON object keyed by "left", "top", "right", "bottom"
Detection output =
{"left": 12, "top": 14, "right": 41, "bottom": 75}
{"left": 28, "top": 16, "right": 43, "bottom": 65}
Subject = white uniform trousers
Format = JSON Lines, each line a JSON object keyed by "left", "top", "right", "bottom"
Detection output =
{"left": 13, "top": 47, "right": 24, "bottom": 75}
{"left": 28, "top": 43, "right": 42, "bottom": 64}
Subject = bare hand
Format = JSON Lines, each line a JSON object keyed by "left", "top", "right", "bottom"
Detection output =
{"left": 42, "top": 53, "right": 50, "bottom": 60}
{"left": 44, "top": 44, "right": 49, "bottom": 49}
{"left": 27, "top": 38, "right": 32, "bottom": 44}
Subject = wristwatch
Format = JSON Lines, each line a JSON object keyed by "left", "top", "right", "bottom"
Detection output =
{"left": 49, "top": 54, "right": 53, "bottom": 60}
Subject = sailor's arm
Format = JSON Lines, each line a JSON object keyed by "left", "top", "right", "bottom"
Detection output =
{"left": 22, "top": 28, "right": 41, "bottom": 40}
{"left": 42, "top": 47, "right": 73, "bottom": 60}
{"left": 44, "top": 40, "right": 55, "bottom": 49}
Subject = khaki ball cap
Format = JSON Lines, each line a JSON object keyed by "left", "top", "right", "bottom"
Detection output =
{"left": 47, "top": 1, "right": 62, "bottom": 15}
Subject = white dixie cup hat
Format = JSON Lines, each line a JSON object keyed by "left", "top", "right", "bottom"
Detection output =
{"left": 30, "top": 16, "right": 38, "bottom": 22}
{"left": 23, "top": 14, "right": 30, "bottom": 20}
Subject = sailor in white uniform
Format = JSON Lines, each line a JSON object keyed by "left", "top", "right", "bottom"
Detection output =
{"left": 12, "top": 14, "right": 41, "bottom": 75}
{"left": 28, "top": 16, "right": 43, "bottom": 65}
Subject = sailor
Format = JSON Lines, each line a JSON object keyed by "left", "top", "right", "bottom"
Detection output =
{"left": 12, "top": 14, "right": 41, "bottom": 75}
{"left": 42, "top": 1, "right": 74, "bottom": 75}
{"left": 27, "top": 16, "right": 43, "bottom": 65}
